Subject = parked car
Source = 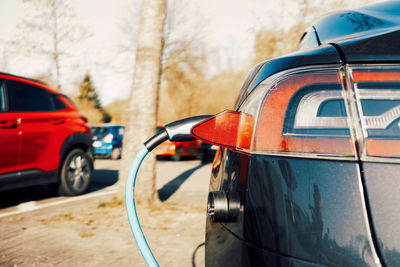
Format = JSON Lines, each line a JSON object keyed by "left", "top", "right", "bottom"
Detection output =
{"left": 155, "top": 126, "right": 200, "bottom": 161}
{"left": 91, "top": 125, "right": 125, "bottom": 159}
{"left": 0, "top": 73, "right": 93, "bottom": 196}
{"left": 190, "top": 2, "right": 400, "bottom": 266}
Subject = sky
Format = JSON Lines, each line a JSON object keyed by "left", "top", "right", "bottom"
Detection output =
{"left": 0, "top": 0, "right": 377, "bottom": 105}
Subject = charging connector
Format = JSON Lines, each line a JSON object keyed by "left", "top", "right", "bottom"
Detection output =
{"left": 144, "top": 115, "right": 211, "bottom": 152}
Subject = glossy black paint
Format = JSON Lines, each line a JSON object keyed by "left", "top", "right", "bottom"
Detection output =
{"left": 335, "top": 29, "right": 400, "bottom": 63}
{"left": 206, "top": 150, "right": 378, "bottom": 266}
{"left": 206, "top": 220, "right": 325, "bottom": 267}
{"left": 314, "top": 2, "right": 400, "bottom": 44}
{"left": 313, "top": 1, "right": 400, "bottom": 62}
{"left": 361, "top": 162, "right": 400, "bottom": 266}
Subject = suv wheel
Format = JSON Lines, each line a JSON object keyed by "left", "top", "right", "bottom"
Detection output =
{"left": 59, "top": 148, "right": 93, "bottom": 196}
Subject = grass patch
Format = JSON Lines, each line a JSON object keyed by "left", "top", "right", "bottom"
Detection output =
{"left": 97, "top": 197, "right": 123, "bottom": 208}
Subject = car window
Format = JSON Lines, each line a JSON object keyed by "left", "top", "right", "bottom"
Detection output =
{"left": 53, "top": 95, "right": 67, "bottom": 110}
{"left": 7, "top": 80, "right": 54, "bottom": 112}
{"left": 0, "top": 81, "right": 5, "bottom": 112}
{"left": 60, "top": 95, "right": 77, "bottom": 108}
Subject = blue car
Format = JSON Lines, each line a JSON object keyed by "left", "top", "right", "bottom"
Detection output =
{"left": 91, "top": 125, "right": 125, "bottom": 159}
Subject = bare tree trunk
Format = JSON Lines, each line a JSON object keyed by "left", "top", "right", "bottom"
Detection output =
{"left": 120, "top": 0, "right": 167, "bottom": 206}
{"left": 51, "top": 0, "right": 61, "bottom": 90}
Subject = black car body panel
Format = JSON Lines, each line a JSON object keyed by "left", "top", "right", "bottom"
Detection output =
{"left": 313, "top": 1, "right": 400, "bottom": 63}
{"left": 313, "top": 1, "right": 400, "bottom": 45}
{"left": 205, "top": 1, "right": 400, "bottom": 267}
{"left": 361, "top": 162, "right": 400, "bottom": 266}
{"left": 0, "top": 169, "right": 57, "bottom": 191}
{"left": 206, "top": 151, "right": 378, "bottom": 266}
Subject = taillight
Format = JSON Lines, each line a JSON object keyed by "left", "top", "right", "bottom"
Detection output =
{"left": 348, "top": 65, "right": 400, "bottom": 159}
{"left": 192, "top": 64, "right": 400, "bottom": 161}
{"left": 191, "top": 110, "right": 254, "bottom": 150}
{"left": 252, "top": 67, "right": 354, "bottom": 157}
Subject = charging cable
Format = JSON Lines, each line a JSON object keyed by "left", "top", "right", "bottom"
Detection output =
{"left": 125, "top": 115, "right": 211, "bottom": 267}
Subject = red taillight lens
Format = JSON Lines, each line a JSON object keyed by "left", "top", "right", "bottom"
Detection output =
{"left": 191, "top": 110, "right": 254, "bottom": 150}
{"left": 253, "top": 70, "right": 354, "bottom": 156}
{"left": 191, "top": 65, "right": 400, "bottom": 161}
{"left": 191, "top": 66, "right": 356, "bottom": 159}
{"left": 349, "top": 65, "right": 400, "bottom": 159}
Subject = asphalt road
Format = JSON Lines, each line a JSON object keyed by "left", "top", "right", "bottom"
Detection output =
{"left": 0, "top": 158, "right": 211, "bottom": 266}
{"left": 0, "top": 159, "right": 120, "bottom": 215}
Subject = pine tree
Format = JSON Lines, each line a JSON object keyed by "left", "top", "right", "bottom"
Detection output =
{"left": 78, "top": 73, "right": 111, "bottom": 123}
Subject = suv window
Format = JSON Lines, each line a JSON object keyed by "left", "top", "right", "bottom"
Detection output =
{"left": 0, "top": 81, "right": 5, "bottom": 112}
{"left": 7, "top": 80, "right": 54, "bottom": 112}
{"left": 53, "top": 95, "right": 68, "bottom": 110}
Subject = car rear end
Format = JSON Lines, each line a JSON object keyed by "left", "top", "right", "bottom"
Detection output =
{"left": 200, "top": 2, "right": 400, "bottom": 266}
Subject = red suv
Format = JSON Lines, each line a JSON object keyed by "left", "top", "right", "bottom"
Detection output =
{"left": 0, "top": 73, "right": 93, "bottom": 196}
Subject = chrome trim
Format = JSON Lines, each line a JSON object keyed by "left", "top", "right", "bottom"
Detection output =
{"left": 293, "top": 88, "right": 400, "bottom": 130}
{"left": 294, "top": 90, "right": 348, "bottom": 129}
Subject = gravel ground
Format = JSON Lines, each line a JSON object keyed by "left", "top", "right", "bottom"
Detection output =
{"left": 0, "top": 160, "right": 211, "bottom": 267}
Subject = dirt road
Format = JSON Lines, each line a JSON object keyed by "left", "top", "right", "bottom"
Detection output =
{"left": 0, "top": 159, "right": 211, "bottom": 267}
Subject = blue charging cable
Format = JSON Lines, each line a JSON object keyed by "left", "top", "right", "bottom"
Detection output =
{"left": 125, "top": 115, "right": 211, "bottom": 266}
{"left": 125, "top": 146, "right": 159, "bottom": 267}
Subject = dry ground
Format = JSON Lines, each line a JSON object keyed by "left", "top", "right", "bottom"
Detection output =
{"left": 0, "top": 160, "right": 210, "bottom": 267}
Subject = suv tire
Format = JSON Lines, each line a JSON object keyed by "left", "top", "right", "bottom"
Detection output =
{"left": 58, "top": 148, "right": 93, "bottom": 196}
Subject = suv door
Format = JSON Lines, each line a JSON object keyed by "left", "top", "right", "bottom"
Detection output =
{"left": 0, "top": 80, "right": 20, "bottom": 174}
{"left": 6, "top": 79, "right": 71, "bottom": 173}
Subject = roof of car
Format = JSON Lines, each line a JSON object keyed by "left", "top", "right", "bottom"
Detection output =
{"left": 0, "top": 72, "right": 64, "bottom": 96}
{"left": 314, "top": 1, "right": 400, "bottom": 45}
{"left": 306, "top": 0, "right": 400, "bottom": 63}
{"left": 0, "top": 72, "right": 48, "bottom": 86}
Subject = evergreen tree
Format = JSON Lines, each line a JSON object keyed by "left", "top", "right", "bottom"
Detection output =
{"left": 78, "top": 73, "right": 111, "bottom": 123}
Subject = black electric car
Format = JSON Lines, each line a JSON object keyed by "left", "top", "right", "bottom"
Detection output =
{"left": 191, "top": 1, "right": 400, "bottom": 266}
